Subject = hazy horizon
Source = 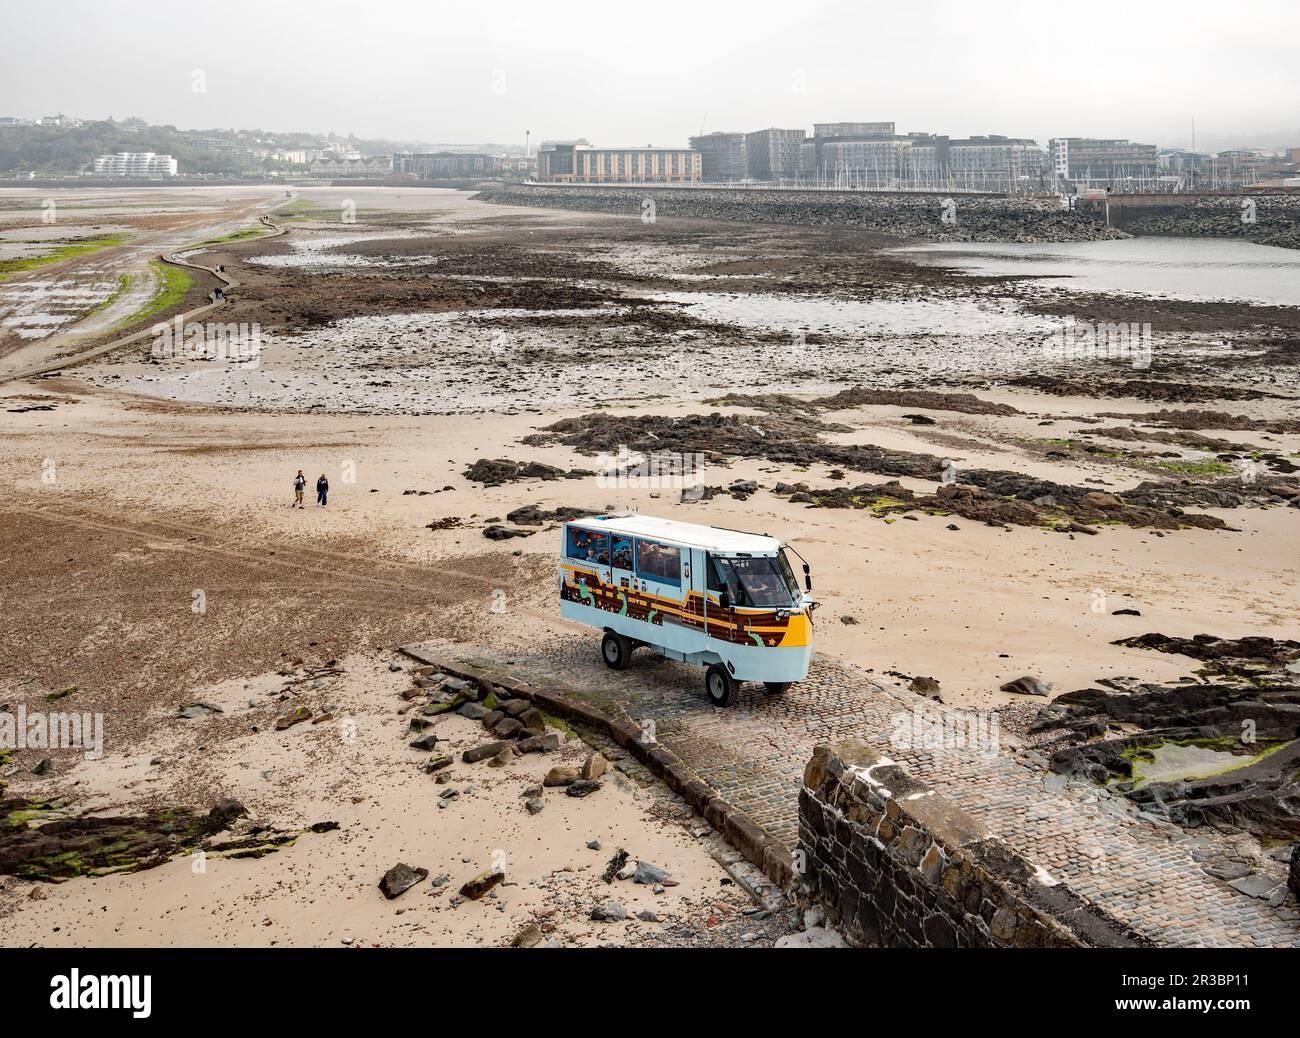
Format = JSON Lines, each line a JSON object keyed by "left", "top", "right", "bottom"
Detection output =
{"left": 3, "top": 0, "right": 1298, "bottom": 153}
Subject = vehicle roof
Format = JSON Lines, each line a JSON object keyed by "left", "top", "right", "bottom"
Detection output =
{"left": 569, "top": 514, "right": 782, "bottom": 554}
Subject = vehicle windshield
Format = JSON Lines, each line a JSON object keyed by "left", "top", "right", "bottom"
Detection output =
{"left": 709, "top": 553, "right": 801, "bottom": 609}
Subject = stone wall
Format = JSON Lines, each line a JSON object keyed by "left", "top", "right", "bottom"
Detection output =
{"left": 797, "top": 742, "right": 1148, "bottom": 948}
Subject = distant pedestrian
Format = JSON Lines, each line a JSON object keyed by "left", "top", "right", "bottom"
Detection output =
{"left": 293, "top": 470, "right": 306, "bottom": 509}
{"left": 316, "top": 474, "right": 329, "bottom": 507}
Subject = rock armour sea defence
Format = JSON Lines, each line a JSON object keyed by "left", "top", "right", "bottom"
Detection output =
{"left": 481, "top": 183, "right": 1125, "bottom": 243}
{"left": 482, "top": 183, "right": 1300, "bottom": 249}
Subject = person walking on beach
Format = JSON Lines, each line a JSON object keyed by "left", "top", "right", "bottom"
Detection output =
{"left": 316, "top": 473, "right": 329, "bottom": 507}
{"left": 293, "top": 469, "right": 306, "bottom": 509}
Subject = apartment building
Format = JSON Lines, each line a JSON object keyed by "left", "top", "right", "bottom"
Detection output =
{"left": 1050, "top": 138, "right": 1159, "bottom": 188}
{"left": 688, "top": 131, "right": 747, "bottom": 182}
{"left": 949, "top": 135, "right": 1047, "bottom": 185}
{"left": 817, "top": 137, "right": 912, "bottom": 185}
{"left": 92, "top": 152, "right": 178, "bottom": 177}
{"left": 537, "top": 139, "right": 591, "bottom": 181}
{"left": 904, "top": 133, "right": 950, "bottom": 178}
{"left": 573, "top": 146, "right": 699, "bottom": 183}
{"left": 189, "top": 137, "right": 253, "bottom": 158}
{"left": 539, "top": 140, "right": 699, "bottom": 183}
{"left": 392, "top": 152, "right": 500, "bottom": 178}
{"left": 813, "top": 121, "right": 895, "bottom": 139}
{"left": 744, "top": 127, "right": 806, "bottom": 181}
{"left": 798, "top": 139, "right": 818, "bottom": 178}
{"left": 307, "top": 156, "right": 391, "bottom": 179}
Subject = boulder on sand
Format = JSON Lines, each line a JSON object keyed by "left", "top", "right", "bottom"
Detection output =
{"left": 590, "top": 901, "right": 627, "bottom": 922}
{"left": 544, "top": 766, "right": 580, "bottom": 787}
{"left": 517, "top": 732, "right": 561, "bottom": 754}
{"left": 463, "top": 741, "right": 510, "bottom": 763}
{"left": 379, "top": 863, "right": 429, "bottom": 899}
{"left": 460, "top": 869, "right": 505, "bottom": 900}
{"left": 275, "top": 705, "right": 313, "bottom": 730}
{"left": 1000, "top": 675, "right": 1051, "bottom": 697}
{"left": 633, "top": 860, "right": 676, "bottom": 885}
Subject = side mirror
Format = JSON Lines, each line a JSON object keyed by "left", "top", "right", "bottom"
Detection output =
{"left": 717, "top": 590, "right": 731, "bottom": 610}
{"left": 803, "top": 563, "right": 812, "bottom": 592}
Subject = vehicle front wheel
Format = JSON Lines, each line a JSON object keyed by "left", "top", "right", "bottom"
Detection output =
{"left": 764, "top": 682, "right": 791, "bottom": 694}
{"left": 705, "top": 664, "right": 733, "bottom": 707}
{"left": 601, "top": 632, "right": 632, "bottom": 670}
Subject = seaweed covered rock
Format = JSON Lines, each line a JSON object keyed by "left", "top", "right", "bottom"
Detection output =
{"left": 0, "top": 798, "right": 247, "bottom": 882}
{"left": 464, "top": 458, "right": 593, "bottom": 486}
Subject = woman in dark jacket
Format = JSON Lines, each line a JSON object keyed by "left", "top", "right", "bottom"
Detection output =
{"left": 316, "top": 474, "right": 329, "bottom": 506}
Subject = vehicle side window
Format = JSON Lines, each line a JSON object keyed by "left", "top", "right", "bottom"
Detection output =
{"left": 567, "top": 527, "right": 607, "bottom": 564}
{"left": 707, "top": 554, "right": 725, "bottom": 592}
{"left": 611, "top": 536, "right": 633, "bottom": 571}
{"left": 635, "top": 539, "right": 681, "bottom": 586}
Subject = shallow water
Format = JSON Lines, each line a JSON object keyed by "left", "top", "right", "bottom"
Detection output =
{"left": 890, "top": 238, "right": 1300, "bottom": 307}
{"left": 1129, "top": 742, "right": 1253, "bottom": 788}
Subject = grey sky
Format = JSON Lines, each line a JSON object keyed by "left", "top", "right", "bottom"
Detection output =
{"left": 3, "top": 0, "right": 1297, "bottom": 150}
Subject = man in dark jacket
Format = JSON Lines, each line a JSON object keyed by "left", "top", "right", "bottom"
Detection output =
{"left": 316, "top": 474, "right": 329, "bottom": 507}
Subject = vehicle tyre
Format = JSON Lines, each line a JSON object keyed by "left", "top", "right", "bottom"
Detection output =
{"left": 705, "top": 664, "right": 733, "bottom": 707}
{"left": 764, "top": 682, "right": 791, "bottom": 694}
{"left": 601, "top": 632, "right": 631, "bottom": 670}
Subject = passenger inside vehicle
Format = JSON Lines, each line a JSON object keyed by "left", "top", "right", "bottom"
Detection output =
{"left": 568, "top": 528, "right": 609, "bottom": 565}
{"left": 635, "top": 539, "right": 681, "bottom": 584}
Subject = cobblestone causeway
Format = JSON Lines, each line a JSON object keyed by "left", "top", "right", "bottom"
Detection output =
{"left": 439, "top": 632, "right": 1299, "bottom": 948}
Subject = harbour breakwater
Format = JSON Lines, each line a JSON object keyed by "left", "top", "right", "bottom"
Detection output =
{"left": 480, "top": 182, "right": 1121, "bottom": 243}
{"left": 1100, "top": 194, "right": 1300, "bottom": 250}
{"left": 482, "top": 183, "right": 1300, "bottom": 248}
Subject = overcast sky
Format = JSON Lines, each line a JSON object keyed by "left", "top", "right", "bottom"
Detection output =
{"left": 4, "top": 0, "right": 1297, "bottom": 150}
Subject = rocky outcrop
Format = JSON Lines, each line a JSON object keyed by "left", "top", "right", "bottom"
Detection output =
{"left": 0, "top": 798, "right": 255, "bottom": 882}
{"left": 812, "top": 386, "right": 1022, "bottom": 416}
{"left": 463, "top": 457, "right": 594, "bottom": 486}
{"left": 771, "top": 475, "right": 1231, "bottom": 531}
{"left": 1035, "top": 644, "right": 1300, "bottom": 839}
{"left": 524, "top": 410, "right": 946, "bottom": 480}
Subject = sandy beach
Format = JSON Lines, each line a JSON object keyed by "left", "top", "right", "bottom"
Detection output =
{"left": 2, "top": 185, "right": 1297, "bottom": 947}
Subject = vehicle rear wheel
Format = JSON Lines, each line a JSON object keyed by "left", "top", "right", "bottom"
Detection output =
{"left": 764, "top": 682, "right": 791, "bottom": 694}
{"left": 601, "top": 632, "right": 631, "bottom": 670}
{"left": 705, "top": 664, "right": 733, "bottom": 707}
